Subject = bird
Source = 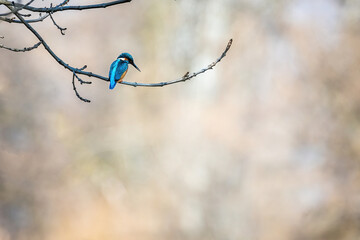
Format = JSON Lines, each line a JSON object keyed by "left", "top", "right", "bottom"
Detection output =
{"left": 108, "top": 52, "right": 141, "bottom": 89}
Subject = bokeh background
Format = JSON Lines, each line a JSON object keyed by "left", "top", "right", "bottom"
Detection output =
{"left": 1, "top": 0, "right": 360, "bottom": 239}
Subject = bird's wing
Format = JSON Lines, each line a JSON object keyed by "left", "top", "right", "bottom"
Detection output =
{"left": 115, "top": 61, "right": 128, "bottom": 80}
{"left": 109, "top": 59, "right": 120, "bottom": 89}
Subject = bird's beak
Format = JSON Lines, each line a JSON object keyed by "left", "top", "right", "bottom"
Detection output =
{"left": 132, "top": 62, "right": 141, "bottom": 72}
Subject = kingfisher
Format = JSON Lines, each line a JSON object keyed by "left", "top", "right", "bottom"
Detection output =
{"left": 108, "top": 52, "right": 141, "bottom": 89}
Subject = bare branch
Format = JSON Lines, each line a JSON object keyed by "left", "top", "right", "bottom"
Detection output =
{"left": 0, "top": 0, "right": 35, "bottom": 16}
{"left": 8, "top": 4, "right": 233, "bottom": 84}
{"left": 13, "top": 0, "right": 131, "bottom": 13}
{"left": 0, "top": 41, "right": 41, "bottom": 52}
{"left": 0, "top": 13, "right": 49, "bottom": 23}
{"left": 5, "top": 3, "right": 233, "bottom": 102}
{"left": 121, "top": 39, "right": 233, "bottom": 87}
{"left": 0, "top": 0, "right": 66, "bottom": 22}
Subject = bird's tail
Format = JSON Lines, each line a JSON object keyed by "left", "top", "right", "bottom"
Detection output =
{"left": 109, "top": 78, "right": 116, "bottom": 89}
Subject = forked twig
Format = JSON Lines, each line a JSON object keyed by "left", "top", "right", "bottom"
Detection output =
{"left": 49, "top": 11, "right": 67, "bottom": 35}
{"left": 72, "top": 71, "right": 91, "bottom": 103}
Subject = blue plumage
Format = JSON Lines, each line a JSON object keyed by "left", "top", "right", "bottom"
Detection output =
{"left": 108, "top": 53, "right": 140, "bottom": 89}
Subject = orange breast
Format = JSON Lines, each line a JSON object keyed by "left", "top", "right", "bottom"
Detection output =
{"left": 118, "top": 69, "right": 128, "bottom": 83}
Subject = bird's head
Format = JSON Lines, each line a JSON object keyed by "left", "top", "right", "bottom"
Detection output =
{"left": 117, "top": 53, "right": 141, "bottom": 72}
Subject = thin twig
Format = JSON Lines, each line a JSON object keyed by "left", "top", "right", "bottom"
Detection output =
{"left": 49, "top": 10, "right": 67, "bottom": 35}
{"left": 0, "top": 41, "right": 41, "bottom": 52}
{"left": 12, "top": 0, "right": 131, "bottom": 13}
{"left": 17, "top": 12, "right": 31, "bottom": 17}
{"left": 72, "top": 71, "right": 91, "bottom": 103}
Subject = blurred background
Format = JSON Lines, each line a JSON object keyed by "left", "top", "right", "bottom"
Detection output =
{"left": 1, "top": 0, "right": 360, "bottom": 239}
